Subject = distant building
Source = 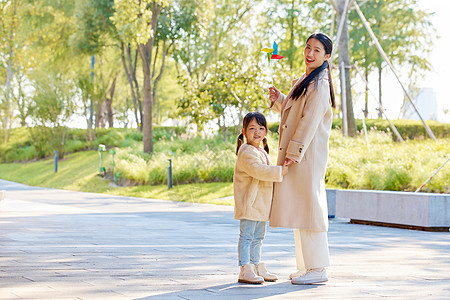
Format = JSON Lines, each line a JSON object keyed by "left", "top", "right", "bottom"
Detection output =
{"left": 400, "top": 88, "right": 438, "bottom": 120}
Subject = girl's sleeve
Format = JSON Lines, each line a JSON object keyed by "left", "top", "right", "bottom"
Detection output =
{"left": 270, "top": 92, "right": 286, "bottom": 114}
{"left": 285, "top": 79, "right": 330, "bottom": 163}
{"left": 238, "top": 150, "right": 283, "bottom": 182}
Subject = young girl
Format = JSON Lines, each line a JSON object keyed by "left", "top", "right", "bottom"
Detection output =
{"left": 234, "top": 112, "right": 288, "bottom": 284}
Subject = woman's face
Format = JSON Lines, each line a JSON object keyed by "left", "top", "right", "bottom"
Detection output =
{"left": 303, "top": 38, "right": 330, "bottom": 75}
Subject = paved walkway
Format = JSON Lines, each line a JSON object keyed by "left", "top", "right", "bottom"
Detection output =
{"left": 0, "top": 179, "right": 449, "bottom": 299}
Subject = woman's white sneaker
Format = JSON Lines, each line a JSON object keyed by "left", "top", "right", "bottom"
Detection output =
{"left": 289, "top": 270, "right": 306, "bottom": 280}
{"left": 291, "top": 268, "right": 328, "bottom": 285}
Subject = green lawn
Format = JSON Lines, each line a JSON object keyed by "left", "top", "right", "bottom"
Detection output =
{"left": 0, "top": 150, "right": 234, "bottom": 205}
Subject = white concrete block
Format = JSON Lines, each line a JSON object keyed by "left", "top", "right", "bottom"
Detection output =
{"left": 335, "top": 190, "right": 450, "bottom": 228}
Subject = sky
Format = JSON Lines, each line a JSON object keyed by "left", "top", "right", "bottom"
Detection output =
{"left": 418, "top": 0, "right": 450, "bottom": 123}
{"left": 363, "top": 0, "right": 450, "bottom": 123}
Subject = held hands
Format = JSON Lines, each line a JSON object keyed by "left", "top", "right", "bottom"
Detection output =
{"left": 284, "top": 158, "right": 295, "bottom": 166}
{"left": 269, "top": 86, "right": 280, "bottom": 104}
{"left": 281, "top": 158, "right": 294, "bottom": 176}
{"left": 282, "top": 164, "right": 289, "bottom": 176}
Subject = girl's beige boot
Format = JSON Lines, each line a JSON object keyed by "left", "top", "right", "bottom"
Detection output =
{"left": 255, "top": 262, "right": 278, "bottom": 282}
{"left": 238, "top": 264, "right": 264, "bottom": 284}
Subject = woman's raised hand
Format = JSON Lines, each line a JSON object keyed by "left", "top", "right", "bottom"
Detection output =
{"left": 269, "top": 86, "right": 279, "bottom": 104}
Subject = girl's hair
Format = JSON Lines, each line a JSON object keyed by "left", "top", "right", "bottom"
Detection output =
{"left": 236, "top": 112, "right": 269, "bottom": 155}
{"left": 291, "top": 33, "right": 336, "bottom": 108}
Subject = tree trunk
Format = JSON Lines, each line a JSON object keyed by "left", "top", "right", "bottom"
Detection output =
{"left": 106, "top": 75, "right": 117, "bottom": 128}
{"left": 152, "top": 34, "right": 171, "bottom": 127}
{"left": 288, "top": 0, "right": 294, "bottom": 71}
{"left": 336, "top": 0, "right": 357, "bottom": 137}
{"left": 121, "top": 42, "right": 141, "bottom": 130}
{"left": 376, "top": 0, "right": 383, "bottom": 119}
{"left": 3, "top": 0, "right": 18, "bottom": 143}
{"left": 140, "top": 46, "right": 154, "bottom": 153}
{"left": 378, "top": 65, "right": 383, "bottom": 118}
{"left": 364, "top": 68, "right": 369, "bottom": 118}
{"left": 218, "top": 116, "right": 227, "bottom": 142}
{"left": 95, "top": 99, "right": 105, "bottom": 128}
{"left": 139, "top": 1, "right": 161, "bottom": 153}
{"left": 124, "top": 97, "right": 130, "bottom": 128}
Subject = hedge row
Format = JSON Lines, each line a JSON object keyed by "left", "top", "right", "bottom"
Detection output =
{"left": 268, "top": 119, "right": 449, "bottom": 140}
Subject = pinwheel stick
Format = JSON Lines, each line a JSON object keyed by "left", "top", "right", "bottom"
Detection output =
{"left": 261, "top": 42, "right": 284, "bottom": 86}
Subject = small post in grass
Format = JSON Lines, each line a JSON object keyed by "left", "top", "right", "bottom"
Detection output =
{"left": 109, "top": 149, "right": 116, "bottom": 182}
{"left": 168, "top": 159, "right": 173, "bottom": 190}
{"left": 54, "top": 150, "right": 58, "bottom": 173}
{"left": 98, "top": 144, "right": 106, "bottom": 177}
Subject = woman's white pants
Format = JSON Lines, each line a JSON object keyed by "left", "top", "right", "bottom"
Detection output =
{"left": 293, "top": 228, "right": 330, "bottom": 271}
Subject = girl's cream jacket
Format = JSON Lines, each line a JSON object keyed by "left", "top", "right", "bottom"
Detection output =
{"left": 233, "top": 143, "right": 283, "bottom": 221}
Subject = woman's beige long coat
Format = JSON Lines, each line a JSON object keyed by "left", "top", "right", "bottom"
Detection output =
{"left": 234, "top": 143, "right": 283, "bottom": 221}
{"left": 269, "top": 69, "right": 332, "bottom": 232}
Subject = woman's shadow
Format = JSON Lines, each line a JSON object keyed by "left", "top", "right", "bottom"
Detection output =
{"left": 134, "top": 280, "right": 320, "bottom": 299}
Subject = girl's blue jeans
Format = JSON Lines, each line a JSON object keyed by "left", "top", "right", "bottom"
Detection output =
{"left": 238, "top": 219, "right": 266, "bottom": 266}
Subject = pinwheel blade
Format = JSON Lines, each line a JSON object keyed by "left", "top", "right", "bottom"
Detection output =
{"left": 273, "top": 41, "right": 278, "bottom": 55}
{"left": 261, "top": 47, "right": 274, "bottom": 53}
{"left": 271, "top": 54, "right": 284, "bottom": 59}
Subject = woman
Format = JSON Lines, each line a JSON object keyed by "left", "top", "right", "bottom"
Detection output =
{"left": 268, "top": 33, "right": 335, "bottom": 285}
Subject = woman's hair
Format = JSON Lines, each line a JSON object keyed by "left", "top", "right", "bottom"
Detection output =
{"left": 236, "top": 112, "right": 269, "bottom": 155}
{"left": 291, "top": 33, "right": 336, "bottom": 108}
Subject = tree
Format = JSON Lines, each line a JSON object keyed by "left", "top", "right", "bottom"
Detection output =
{"left": 0, "top": 0, "right": 22, "bottom": 141}
{"left": 177, "top": 43, "right": 269, "bottom": 140}
{"left": 72, "top": 0, "right": 123, "bottom": 130}
{"left": 152, "top": 1, "right": 203, "bottom": 125}
{"left": 113, "top": 0, "right": 168, "bottom": 153}
{"left": 120, "top": 42, "right": 143, "bottom": 130}
{"left": 174, "top": 0, "right": 259, "bottom": 138}
{"left": 28, "top": 68, "right": 76, "bottom": 159}
{"left": 9, "top": 69, "right": 31, "bottom": 127}
{"left": 335, "top": 0, "right": 357, "bottom": 137}
{"left": 348, "top": 0, "right": 434, "bottom": 118}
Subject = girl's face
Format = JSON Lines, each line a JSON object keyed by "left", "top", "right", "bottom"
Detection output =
{"left": 304, "top": 38, "right": 330, "bottom": 75}
{"left": 242, "top": 118, "right": 267, "bottom": 148}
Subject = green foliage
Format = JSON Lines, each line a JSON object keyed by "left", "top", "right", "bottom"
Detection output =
{"left": 109, "top": 129, "right": 449, "bottom": 193}
{"left": 177, "top": 52, "right": 268, "bottom": 134}
{"left": 331, "top": 119, "right": 450, "bottom": 140}
{"left": 114, "top": 147, "right": 235, "bottom": 185}
{"left": 4, "top": 145, "right": 36, "bottom": 162}
{"left": 113, "top": 135, "right": 235, "bottom": 185}
{"left": 325, "top": 130, "right": 449, "bottom": 193}
{"left": 71, "top": 0, "right": 115, "bottom": 54}
{"left": 95, "top": 129, "right": 126, "bottom": 147}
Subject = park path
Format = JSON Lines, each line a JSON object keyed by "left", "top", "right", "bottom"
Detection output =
{"left": 0, "top": 179, "right": 449, "bottom": 299}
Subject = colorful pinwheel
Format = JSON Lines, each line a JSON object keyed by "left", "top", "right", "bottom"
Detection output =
{"left": 261, "top": 41, "right": 284, "bottom": 64}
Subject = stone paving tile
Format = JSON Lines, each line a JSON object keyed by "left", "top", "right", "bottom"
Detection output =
{"left": 1, "top": 179, "right": 450, "bottom": 299}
